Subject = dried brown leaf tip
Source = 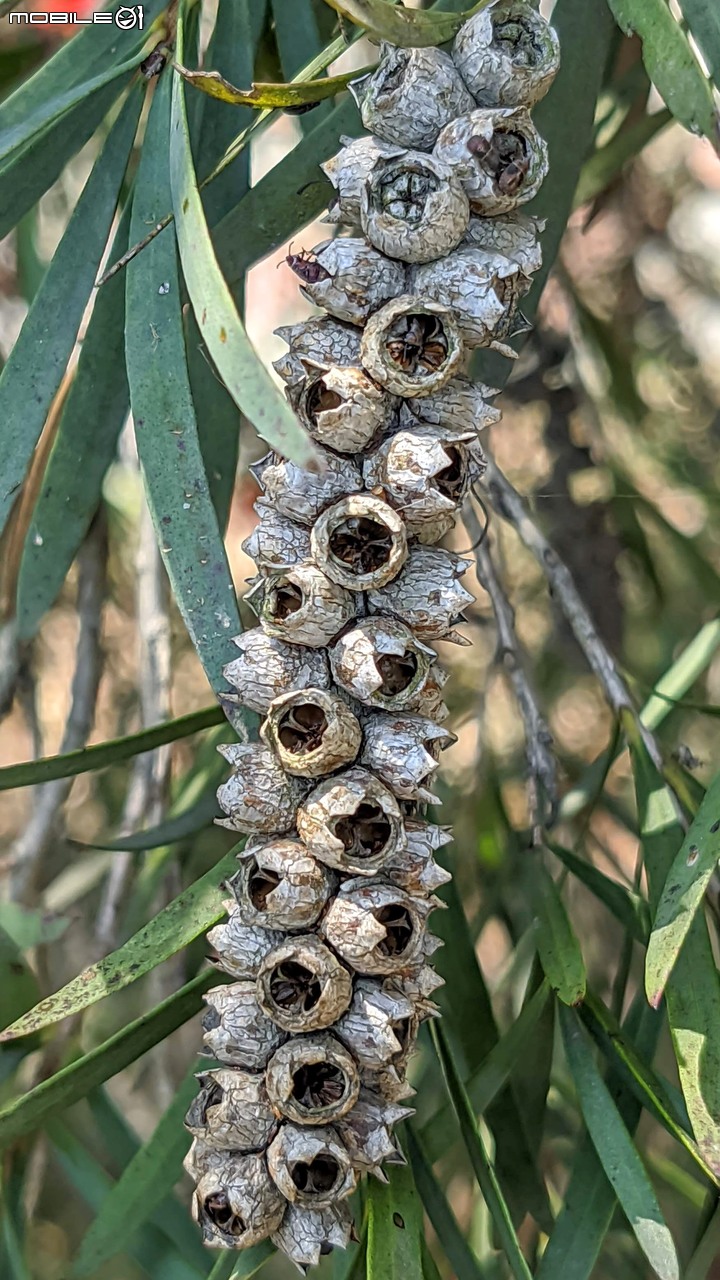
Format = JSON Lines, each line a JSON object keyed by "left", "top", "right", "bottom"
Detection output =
{"left": 192, "top": 4, "right": 557, "bottom": 1264}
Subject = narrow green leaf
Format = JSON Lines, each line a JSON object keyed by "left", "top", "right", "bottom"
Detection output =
{"left": 685, "top": 1200, "right": 720, "bottom": 1280}
{"left": 169, "top": 18, "right": 320, "bottom": 470}
{"left": 319, "top": 0, "right": 474, "bottom": 47}
{"left": 175, "top": 64, "right": 360, "bottom": 108}
{"left": 125, "top": 73, "right": 247, "bottom": 712}
{"left": 405, "top": 1125, "right": 485, "bottom": 1280}
{"left": 0, "top": 849, "right": 237, "bottom": 1043}
{"left": 0, "top": 705, "right": 223, "bottom": 791}
{"left": 529, "top": 860, "right": 586, "bottom": 1005}
{"left": 271, "top": 0, "right": 323, "bottom": 81}
{"left": 560, "top": 1005, "right": 680, "bottom": 1280}
{"left": 229, "top": 1242, "right": 276, "bottom": 1278}
{"left": 548, "top": 840, "right": 650, "bottom": 943}
{"left": 0, "top": 970, "right": 217, "bottom": 1147}
{"left": 574, "top": 108, "right": 672, "bottom": 207}
{"left": 645, "top": 769, "right": 720, "bottom": 1003}
{"left": 605, "top": 0, "right": 719, "bottom": 142}
{"left": 366, "top": 1161, "right": 425, "bottom": 1280}
{"left": 72, "top": 1066, "right": 199, "bottom": 1276}
{"left": 0, "top": 85, "right": 142, "bottom": 541}
{"left": 679, "top": 0, "right": 720, "bottom": 85}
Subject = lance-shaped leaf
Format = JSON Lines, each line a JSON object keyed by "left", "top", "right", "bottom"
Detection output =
{"left": 529, "top": 858, "right": 586, "bottom": 1006}
{"left": 678, "top": 0, "right": 720, "bottom": 87}
{"left": 175, "top": 63, "right": 361, "bottom": 108}
{"left": 405, "top": 1126, "right": 485, "bottom": 1280}
{"left": 319, "top": 0, "right": 477, "bottom": 47}
{"left": 367, "top": 1161, "right": 425, "bottom": 1280}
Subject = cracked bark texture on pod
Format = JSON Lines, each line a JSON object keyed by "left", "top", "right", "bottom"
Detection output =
{"left": 184, "top": 6, "right": 558, "bottom": 1268}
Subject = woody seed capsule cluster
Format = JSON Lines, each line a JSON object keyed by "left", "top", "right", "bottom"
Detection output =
{"left": 185, "top": 3, "right": 558, "bottom": 1269}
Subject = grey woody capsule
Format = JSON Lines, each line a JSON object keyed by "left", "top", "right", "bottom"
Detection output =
{"left": 360, "top": 712, "right": 454, "bottom": 803}
{"left": 384, "top": 821, "right": 453, "bottom": 896}
{"left": 338, "top": 1090, "right": 412, "bottom": 1179}
{"left": 463, "top": 211, "right": 544, "bottom": 277}
{"left": 311, "top": 494, "right": 408, "bottom": 592}
{"left": 334, "top": 978, "right": 414, "bottom": 1070}
{"left": 363, "top": 1064, "right": 416, "bottom": 1103}
{"left": 289, "top": 361, "right": 398, "bottom": 455}
{"left": 257, "top": 451, "right": 363, "bottom": 525}
{"left": 230, "top": 839, "right": 337, "bottom": 932}
{"left": 412, "top": 247, "right": 527, "bottom": 353}
{"left": 267, "top": 1124, "right": 357, "bottom": 1209}
{"left": 452, "top": 2, "right": 561, "bottom": 108}
{"left": 364, "top": 427, "right": 472, "bottom": 533}
{"left": 351, "top": 45, "right": 475, "bottom": 151}
{"left": 261, "top": 687, "right": 362, "bottom": 778}
{"left": 189, "top": 1147, "right": 285, "bottom": 1249}
{"left": 215, "top": 743, "right": 305, "bottom": 836}
{"left": 361, "top": 151, "right": 469, "bottom": 265}
{"left": 202, "top": 982, "right": 287, "bottom": 1069}
{"left": 265, "top": 1033, "right": 361, "bottom": 1126}
{"left": 392, "top": 963, "right": 445, "bottom": 1017}
{"left": 321, "top": 879, "right": 435, "bottom": 976}
{"left": 271, "top": 1202, "right": 353, "bottom": 1272}
{"left": 256, "top": 934, "right": 353, "bottom": 1033}
{"left": 297, "top": 767, "right": 405, "bottom": 876}
{"left": 360, "top": 294, "right": 464, "bottom": 398}
{"left": 322, "top": 134, "right": 406, "bottom": 226}
{"left": 249, "top": 564, "right": 355, "bottom": 648}
{"left": 328, "top": 616, "right": 438, "bottom": 714}
{"left": 223, "top": 628, "right": 331, "bottom": 715}
{"left": 289, "top": 237, "right": 406, "bottom": 326}
{"left": 369, "top": 544, "right": 474, "bottom": 644}
{"left": 273, "top": 317, "right": 362, "bottom": 388}
{"left": 207, "top": 905, "right": 284, "bottom": 980}
{"left": 433, "top": 106, "right": 549, "bottom": 216}
{"left": 403, "top": 372, "right": 501, "bottom": 434}
{"left": 242, "top": 499, "right": 311, "bottom": 571}
{"left": 185, "top": 1069, "right": 277, "bottom": 1152}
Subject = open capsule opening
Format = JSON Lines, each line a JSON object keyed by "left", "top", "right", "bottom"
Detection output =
{"left": 204, "top": 1192, "right": 245, "bottom": 1238}
{"left": 269, "top": 961, "right": 322, "bottom": 1015}
{"left": 385, "top": 313, "right": 449, "bottom": 376}
{"left": 376, "top": 650, "right": 418, "bottom": 696}
{"left": 270, "top": 582, "right": 303, "bottom": 620}
{"left": 277, "top": 702, "right": 329, "bottom": 755}
{"left": 329, "top": 516, "right": 394, "bottom": 576}
{"left": 333, "top": 803, "right": 392, "bottom": 860}
{"left": 376, "top": 904, "right": 415, "bottom": 958}
{"left": 291, "top": 1061, "right": 347, "bottom": 1110}
{"left": 434, "top": 447, "right": 466, "bottom": 501}
{"left": 290, "top": 1155, "right": 342, "bottom": 1196}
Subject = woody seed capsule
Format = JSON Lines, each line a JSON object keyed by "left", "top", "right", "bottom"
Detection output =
{"left": 321, "top": 879, "right": 434, "bottom": 976}
{"left": 257, "top": 451, "right": 363, "bottom": 525}
{"left": 230, "top": 838, "right": 337, "bottom": 932}
{"left": 184, "top": 1069, "right": 277, "bottom": 1152}
{"left": 368, "top": 544, "right": 474, "bottom": 643}
{"left": 452, "top": 1, "right": 560, "bottom": 108}
{"left": 215, "top": 743, "right": 305, "bottom": 835}
{"left": 188, "top": 1147, "right": 286, "bottom": 1248}
{"left": 207, "top": 906, "right": 283, "bottom": 980}
{"left": 256, "top": 934, "right": 353, "bottom": 1033}
{"left": 333, "top": 978, "right": 415, "bottom": 1071}
{"left": 289, "top": 361, "right": 397, "bottom": 455}
{"left": 403, "top": 372, "right": 500, "bottom": 434}
{"left": 364, "top": 426, "right": 473, "bottom": 534}
{"left": 267, "top": 1125, "right": 357, "bottom": 1209}
{"left": 322, "top": 134, "right": 405, "bottom": 226}
{"left": 265, "top": 1033, "right": 361, "bottom": 1125}
{"left": 328, "top": 616, "right": 437, "bottom": 713}
{"left": 338, "top": 1090, "right": 412, "bottom": 1178}
{"left": 297, "top": 766, "right": 405, "bottom": 876}
{"left": 361, "top": 294, "right": 464, "bottom": 397}
{"left": 261, "top": 687, "right": 362, "bottom": 778}
{"left": 271, "top": 1202, "right": 354, "bottom": 1271}
{"left": 351, "top": 45, "right": 475, "bottom": 151}
{"left": 360, "top": 712, "right": 454, "bottom": 803}
{"left": 434, "top": 106, "right": 548, "bottom": 215}
{"left": 223, "top": 628, "right": 331, "bottom": 714}
{"left": 311, "top": 494, "right": 408, "bottom": 592}
{"left": 288, "top": 237, "right": 406, "bottom": 326}
{"left": 202, "top": 982, "right": 287, "bottom": 1069}
{"left": 242, "top": 499, "right": 311, "bottom": 571}
{"left": 361, "top": 151, "right": 469, "bottom": 265}
{"left": 273, "top": 316, "right": 362, "bottom": 388}
{"left": 249, "top": 563, "right": 355, "bottom": 648}
{"left": 463, "top": 210, "right": 544, "bottom": 276}
{"left": 412, "top": 246, "right": 527, "bottom": 353}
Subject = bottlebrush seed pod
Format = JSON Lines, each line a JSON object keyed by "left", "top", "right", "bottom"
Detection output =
{"left": 268, "top": 1124, "right": 357, "bottom": 1210}
{"left": 351, "top": 45, "right": 475, "bottom": 151}
{"left": 328, "top": 616, "right": 437, "bottom": 713}
{"left": 433, "top": 106, "right": 548, "bottom": 215}
{"left": 384, "top": 821, "right": 453, "bottom": 896}
{"left": 412, "top": 246, "right": 527, "bottom": 353}
{"left": 185, "top": 1069, "right": 278, "bottom": 1152}
{"left": 257, "top": 451, "right": 363, "bottom": 525}
{"left": 452, "top": 1, "right": 560, "bottom": 108}
{"left": 202, "top": 982, "right": 287, "bottom": 1069}
{"left": 289, "top": 361, "right": 397, "bottom": 455}
{"left": 248, "top": 564, "right": 355, "bottom": 648}
{"left": 188, "top": 1147, "right": 286, "bottom": 1248}
{"left": 271, "top": 1202, "right": 353, "bottom": 1271}
{"left": 207, "top": 906, "right": 284, "bottom": 980}
{"left": 361, "top": 151, "right": 470, "bottom": 265}
{"left": 361, "top": 294, "right": 464, "bottom": 397}
{"left": 338, "top": 1091, "right": 412, "bottom": 1178}
{"left": 360, "top": 712, "right": 454, "bottom": 803}
{"left": 265, "top": 1033, "right": 361, "bottom": 1125}
{"left": 215, "top": 743, "right": 305, "bottom": 835}
{"left": 287, "top": 237, "right": 406, "bottom": 326}
{"left": 256, "top": 935, "right": 353, "bottom": 1033}
{"left": 261, "top": 687, "right": 362, "bottom": 778}
{"left": 368, "top": 545, "right": 474, "bottom": 643}
{"left": 311, "top": 494, "right": 408, "bottom": 592}
{"left": 403, "top": 372, "right": 501, "bottom": 433}
{"left": 223, "top": 629, "right": 331, "bottom": 715}
{"left": 230, "top": 839, "right": 337, "bottom": 932}
{"left": 333, "top": 978, "right": 415, "bottom": 1070}
{"left": 273, "top": 317, "right": 362, "bottom": 387}
{"left": 463, "top": 210, "right": 544, "bottom": 276}
{"left": 322, "top": 134, "right": 405, "bottom": 225}
{"left": 364, "top": 426, "right": 472, "bottom": 533}
{"left": 242, "top": 499, "right": 311, "bottom": 571}
{"left": 321, "top": 879, "right": 436, "bottom": 977}
{"left": 297, "top": 767, "right": 405, "bottom": 876}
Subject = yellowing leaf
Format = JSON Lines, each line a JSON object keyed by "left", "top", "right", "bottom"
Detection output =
{"left": 174, "top": 63, "right": 360, "bottom": 109}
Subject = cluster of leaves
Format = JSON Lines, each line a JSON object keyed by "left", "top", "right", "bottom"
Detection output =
{"left": 0, "top": 0, "right": 720, "bottom": 1278}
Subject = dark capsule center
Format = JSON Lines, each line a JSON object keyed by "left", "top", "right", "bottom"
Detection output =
{"left": 270, "top": 960, "right": 322, "bottom": 1013}
{"left": 292, "top": 1061, "right": 347, "bottom": 1109}
{"left": 376, "top": 651, "right": 418, "bottom": 696}
{"left": 204, "top": 1191, "right": 246, "bottom": 1237}
{"left": 248, "top": 860, "right": 282, "bottom": 910}
{"left": 467, "top": 129, "right": 528, "bottom": 195}
{"left": 291, "top": 1154, "right": 341, "bottom": 1195}
{"left": 376, "top": 163, "right": 439, "bottom": 224}
{"left": 385, "top": 313, "right": 448, "bottom": 377}
{"left": 393, "top": 1016, "right": 411, "bottom": 1051}
{"left": 333, "top": 802, "right": 392, "bottom": 859}
{"left": 434, "top": 447, "right": 465, "bottom": 501}
{"left": 278, "top": 702, "right": 329, "bottom": 754}
{"left": 307, "top": 378, "right": 344, "bottom": 422}
{"left": 270, "top": 582, "right": 303, "bottom": 620}
{"left": 329, "top": 516, "right": 394, "bottom": 575}
{"left": 376, "top": 904, "right": 414, "bottom": 957}
{"left": 493, "top": 16, "right": 543, "bottom": 67}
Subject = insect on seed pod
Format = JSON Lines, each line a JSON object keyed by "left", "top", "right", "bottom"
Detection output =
{"left": 256, "top": 934, "right": 353, "bottom": 1033}
{"left": 230, "top": 839, "right": 337, "bottom": 932}
{"left": 189, "top": 1148, "right": 286, "bottom": 1249}
{"left": 248, "top": 563, "right": 355, "bottom": 648}
{"left": 463, "top": 210, "right": 544, "bottom": 276}
{"left": 311, "top": 494, "right": 408, "bottom": 592}
{"left": 271, "top": 1201, "right": 354, "bottom": 1271}
{"left": 322, "top": 133, "right": 405, "bottom": 225}
{"left": 338, "top": 1091, "right": 412, "bottom": 1178}
{"left": 360, "top": 294, "right": 464, "bottom": 397}
{"left": 321, "top": 879, "right": 435, "bottom": 977}
{"left": 202, "top": 982, "right": 287, "bottom": 1070}
{"left": 267, "top": 1125, "right": 357, "bottom": 1209}
{"left": 296, "top": 766, "right": 405, "bottom": 876}
{"left": 215, "top": 743, "right": 305, "bottom": 835}
{"left": 242, "top": 499, "right": 311, "bottom": 571}
{"left": 412, "top": 246, "right": 527, "bottom": 354}
{"left": 289, "top": 360, "right": 398, "bottom": 455}
{"left": 403, "top": 371, "right": 500, "bottom": 434}
{"left": 452, "top": 0, "right": 561, "bottom": 108}
{"left": 273, "top": 316, "right": 362, "bottom": 387}
{"left": 368, "top": 544, "right": 474, "bottom": 644}
{"left": 265, "top": 1033, "right": 361, "bottom": 1126}
{"left": 360, "top": 712, "right": 455, "bottom": 803}
{"left": 261, "top": 687, "right": 362, "bottom": 778}
{"left": 328, "top": 615, "right": 437, "bottom": 714}
{"left": 433, "top": 106, "right": 549, "bottom": 215}
{"left": 364, "top": 426, "right": 473, "bottom": 534}
{"left": 384, "top": 821, "right": 453, "bottom": 896}
{"left": 184, "top": 1069, "right": 278, "bottom": 1153}
{"left": 257, "top": 452, "right": 363, "bottom": 526}
{"left": 351, "top": 44, "right": 475, "bottom": 151}
{"left": 207, "top": 906, "right": 284, "bottom": 980}
{"left": 222, "top": 629, "right": 331, "bottom": 715}
{"left": 361, "top": 151, "right": 470, "bottom": 265}
{"left": 287, "top": 237, "right": 406, "bottom": 326}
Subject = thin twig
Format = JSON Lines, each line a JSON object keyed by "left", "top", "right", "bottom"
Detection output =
{"left": 465, "top": 501, "right": 557, "bottom": 838}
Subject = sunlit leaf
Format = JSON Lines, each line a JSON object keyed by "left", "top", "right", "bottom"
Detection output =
{"left": 175, "top": 63, "right": 360, "bottom": 108}
{"left": 529, "top": 859, "right": 586, "bottom": 1006}
{"left": 367, "top": 1160, "right": 425, "bottom": 1280}
{"left": 319, "top": 0, "right": 478, "bottom": 47}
